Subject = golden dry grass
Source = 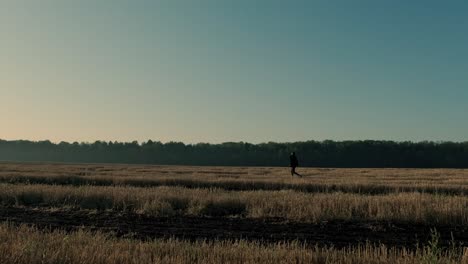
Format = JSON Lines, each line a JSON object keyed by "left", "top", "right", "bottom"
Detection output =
{"left": 1, "top": 163, "right": 468, "bottom": 195}
{"left": 2, "top": 163, "right": 468, "bottom": 263}
{"left": 0, "top": 224, "right": 464, "bottom": 264}
{"left": 2, "top": 183, "right": 468, "bottom": 224}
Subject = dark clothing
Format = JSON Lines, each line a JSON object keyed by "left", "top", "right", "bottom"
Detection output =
{"left": 290, "top": 154, "right": 298, "bottom": 168}
{"left": 289, "top": 153, "right": 301, "bottom": 177}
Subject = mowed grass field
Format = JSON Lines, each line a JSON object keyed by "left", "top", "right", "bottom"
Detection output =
{"left": 1, "top": 162, "right": 468, "bottom": 263}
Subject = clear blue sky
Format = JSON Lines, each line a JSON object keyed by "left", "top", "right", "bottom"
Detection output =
{"left": 1, "top": 1, "right": 467, "bottom": 143}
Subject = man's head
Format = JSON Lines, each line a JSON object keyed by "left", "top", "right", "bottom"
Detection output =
{"left": 291, "top": 152, "right": 295, "bottom": 156}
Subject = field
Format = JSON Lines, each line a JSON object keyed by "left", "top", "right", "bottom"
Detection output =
{"left": 1, "top": 162, "right": 468, "bottom": 263}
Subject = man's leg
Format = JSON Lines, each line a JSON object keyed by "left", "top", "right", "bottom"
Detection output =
{"left": 291, "top": 167, "right": 295, "bottom": 176}
{"left": 294, "top": 168, "right": 302, "bottom": 177}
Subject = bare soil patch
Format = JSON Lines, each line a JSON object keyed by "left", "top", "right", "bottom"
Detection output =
{"left": 2, "top": 207, "right": 467, "bottom": 248}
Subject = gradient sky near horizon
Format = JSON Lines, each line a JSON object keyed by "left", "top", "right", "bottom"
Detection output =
{"left": 1, "top": 1, "right": 468, "bottom": 143}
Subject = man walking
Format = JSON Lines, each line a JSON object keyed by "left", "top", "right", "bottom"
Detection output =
{"left": 289, "top": 152, "right": 302, "bottom": 177}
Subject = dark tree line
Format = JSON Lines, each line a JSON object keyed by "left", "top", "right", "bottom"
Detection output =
{"left": 1, "top": 139, "right": 468, "bottom": 168}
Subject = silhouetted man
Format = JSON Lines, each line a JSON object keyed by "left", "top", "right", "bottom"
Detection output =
{"left": 289, "top": 152, "right": 302, "bottom": 177}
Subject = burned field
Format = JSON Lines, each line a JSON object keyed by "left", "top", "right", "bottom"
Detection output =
{"left": 1, "top": 163, "right": 468, "bottom": 263}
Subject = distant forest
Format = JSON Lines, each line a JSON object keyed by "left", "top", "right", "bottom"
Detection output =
{"left": 0, "top": 140, "right": 468, "bottom": 168}
{"left": 1, "top": 139, "right": 468, "bottom": 168}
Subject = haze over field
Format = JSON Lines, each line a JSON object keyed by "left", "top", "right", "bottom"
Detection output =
{"left": 2, "top": 1, "right": 468, "bottom": 144}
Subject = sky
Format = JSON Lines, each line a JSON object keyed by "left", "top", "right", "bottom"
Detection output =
{"left": 1, "top": 1, "right": 467, "bottom": 143}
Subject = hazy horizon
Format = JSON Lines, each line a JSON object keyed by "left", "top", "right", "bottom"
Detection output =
{"left": 2, "top": 1, "right": 468, "bottom": 144}
{"left": 2, "top": 138, "right": 468, "bottom": 146}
